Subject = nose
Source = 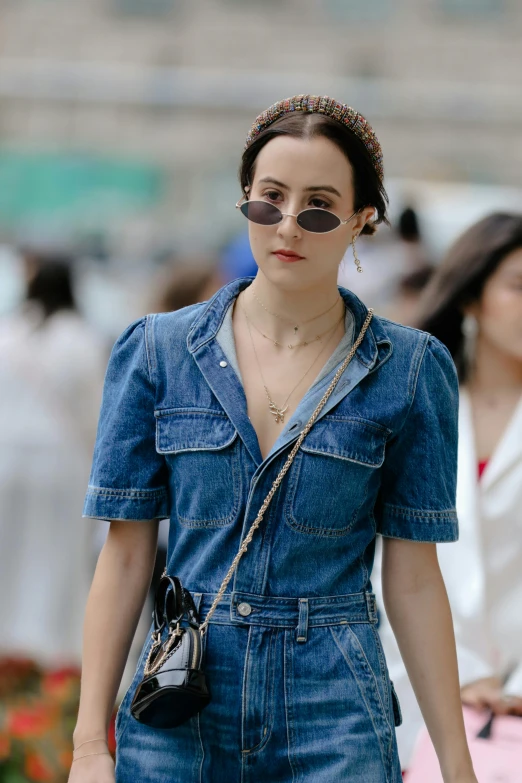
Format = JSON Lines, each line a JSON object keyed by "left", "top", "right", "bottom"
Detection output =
{"left": 277, "top": 211, "right": 301, "bottom": 240}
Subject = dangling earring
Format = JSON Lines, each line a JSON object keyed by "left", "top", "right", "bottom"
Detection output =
{"left": 352, "top": 235, "right": 362, "bottom": 273}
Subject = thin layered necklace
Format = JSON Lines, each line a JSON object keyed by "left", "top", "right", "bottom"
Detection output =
{"left": 251, "top": 288, "right": 340, "bottom": 349}
{"left": 241, "top": 291, "right": 345, "bottom": 424}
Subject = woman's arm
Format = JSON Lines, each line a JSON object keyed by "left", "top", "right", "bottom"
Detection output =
{"left": 382, "top": 537, "right": 477, "bottom": 783}
{"left": 69, "top": 519, "right": 159, "bottom": 781}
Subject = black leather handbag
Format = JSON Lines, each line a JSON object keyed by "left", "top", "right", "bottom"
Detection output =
{"left": 130, "top": 575, "right": 210, "bottom": 728}
{"left": 129, "top": 310, "right": 373, "bottom": 729}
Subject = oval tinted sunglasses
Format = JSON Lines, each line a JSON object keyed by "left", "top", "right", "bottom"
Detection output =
{"left": 236, "top": 199, "right": 358, "bottom": 235}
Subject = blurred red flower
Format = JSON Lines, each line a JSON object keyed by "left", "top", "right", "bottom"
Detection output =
{"left": 25, "top": 750, "right": 54, "bottom": 782}
{"left": 0, "top": 731, "right": 10, "bottom": 760}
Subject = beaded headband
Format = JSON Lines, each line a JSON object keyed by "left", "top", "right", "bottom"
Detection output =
{"left": 245, "top": 94, "right": 384, "bottom": 182}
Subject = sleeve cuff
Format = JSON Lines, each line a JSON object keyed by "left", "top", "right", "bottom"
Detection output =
{"left": 378, "top": 503, "right": 459, "bottom": 543}
{"left": 83, "top": 485, "right": 170, "bottom": 521}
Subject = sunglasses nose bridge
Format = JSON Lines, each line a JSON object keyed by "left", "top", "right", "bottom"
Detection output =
{"left": 277, "top": 211, "right": 303, "bottom": 235}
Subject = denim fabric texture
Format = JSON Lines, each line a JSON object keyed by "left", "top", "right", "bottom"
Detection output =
{"left": 84, "top": 278, "right": 459, "bottom": 782}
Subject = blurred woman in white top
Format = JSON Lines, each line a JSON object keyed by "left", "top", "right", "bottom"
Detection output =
{"left": 374, "top": 212, "right": 522, "bottom": 766}
{"left": 0, "top": 253, "right": 107, "bottom": 666}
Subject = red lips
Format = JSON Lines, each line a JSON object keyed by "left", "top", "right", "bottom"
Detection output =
{"left": 273, "top": 249, "right": 305, "bottom": 262}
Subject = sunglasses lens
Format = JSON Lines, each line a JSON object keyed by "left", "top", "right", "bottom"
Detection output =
{"left": 297, "top": 209, "right": 341, "bottom": 233}
{"left": 240, "top": 201, "right": 281, "bottom": 226}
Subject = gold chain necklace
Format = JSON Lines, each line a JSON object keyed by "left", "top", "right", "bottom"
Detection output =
{"left": 245, "top": 306, "right": 344, "bottom": 349}
{"left": 251, "top": 288, "right": 341, "bottom": 335}
{"left": 241, "top": 301, "right": 345, "bottom": 424}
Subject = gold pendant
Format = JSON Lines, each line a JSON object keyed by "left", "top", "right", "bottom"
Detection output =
{"left": 268, "top": 401, "right": 288, "bottom": 424}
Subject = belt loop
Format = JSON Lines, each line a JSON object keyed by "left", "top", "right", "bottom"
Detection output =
{"left": 296, "top": 598, "right": 309, "bottom": 643}
{"left": 193, "top": 593, "right": 202, "bottom": 616}
{"left": 365, "top": 592, "right": 378, "bottom": 625}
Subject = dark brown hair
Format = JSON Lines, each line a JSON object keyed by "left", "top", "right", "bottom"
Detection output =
{"left": 154, "top": 264, "right": 216, "bottom": 313}
{"left": 25, "top": 256, "right": 77, "bottom": 319}
{"left": 417, "top": 212, "right": 522, "bottom": 378}
{"left": 239, "top": 113, "right": 389, "bottom": 236}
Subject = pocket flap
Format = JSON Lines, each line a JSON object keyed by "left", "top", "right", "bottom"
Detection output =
{"left": 155, "top": 409, "right": 237, "bottom": 454}
{"left": 300, "top": 416, "right": 389, "bottom": 468}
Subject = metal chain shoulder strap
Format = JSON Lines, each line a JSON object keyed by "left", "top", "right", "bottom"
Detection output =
{"left": 198, "top": 308, "right": 374, "bottom": 635}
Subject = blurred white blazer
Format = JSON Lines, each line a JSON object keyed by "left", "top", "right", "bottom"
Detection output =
{"left": 374, "top": 388, "right": 522, "bottom": 766}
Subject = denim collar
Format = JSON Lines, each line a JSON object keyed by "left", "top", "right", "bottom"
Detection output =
{"left": 188, "top": 277, "right": 391, "bottom": 365}
{"left": 187, "top": 277, "right": 392, "bottom": 467}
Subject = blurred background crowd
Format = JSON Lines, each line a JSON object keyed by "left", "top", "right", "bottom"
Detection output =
{"left": 0, "top": 1, "right": 521, "bottom": 781}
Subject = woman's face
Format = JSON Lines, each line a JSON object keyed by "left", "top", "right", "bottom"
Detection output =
{"left": 471, "top": 247, "right": 522, "bottom": 362}
{"left": 246, "top": 135, "right": 374, "bottom": 292}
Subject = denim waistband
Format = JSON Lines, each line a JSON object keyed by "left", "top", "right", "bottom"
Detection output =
{"left": 191, "top": 590, "right": 378, "bottom": 637}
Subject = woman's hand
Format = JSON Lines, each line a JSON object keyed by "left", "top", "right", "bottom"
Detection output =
{"left": 67, "top": 752, "right": 115, "bottom": 782}
{"left": 461, "top": 676, "right": 522, "bottom": 715}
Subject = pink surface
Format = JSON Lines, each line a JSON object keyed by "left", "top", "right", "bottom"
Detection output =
{"left": 407, "top": 707, "right": 522, "bottom": 782}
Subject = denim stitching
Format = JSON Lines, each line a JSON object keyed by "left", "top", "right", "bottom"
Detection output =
{"left": 383, "top": 503, "right": 457, "bottom": 520}
{"left": 144, "top": 313, "right": 156, "bottom": 378}
{"left": 177, "top": 440, "right": 241, "bottom": 528}
{"left": 283, "top": 631, "right": 300, "bottom": 782}
{"left": 155, "top": 407, "right": 230, "bottom": 419}
{"left": 242, "top": 628, "right": 276, "bottom": 756}
{"left": 187, "top": 286, "right": 237, "bottom": 352}
{"left": 368, "top": 340, "right": 394, "bottom": 375}
{"left": 407, "top": 331, "right": 429, "bottom": 406}
{"left": 240, "top": 627, "right": 252, "bottom": 756}
{"left": 330, "top": 626, "right": 392, "bottom": 782}
{"left": 344, "top": 624, "right": 391, "bottom": 731}
{"left": 379, "top": 529, "right": 458, "bottom": 543}
{"left": 228, "top": 616, "right": 370, "bottom": 629}
{"left": 195, "top": 711, "right": 205, "bottom": 783}
{"left": 371, "top": 626, "right": 394, "bottom": 738}
{"left": 313, "top": 415, "right": 391, "bottom": 436}
{"left": 388, "top": 330, "right": 429, "bottom": 439}
{"left": 299, "top": 417, "right": 388, "bottom": 467}
{"left": 284, "top": 454, "right": 370, "bottom": 537}
{"left": 156, "top": 421, "right": 237, "bottom": 454}
{"left": 86, "top": 485, "right": 168, "bottom": 499}
{"left": 300, "top": 444, "right": 385, "bottom": 468}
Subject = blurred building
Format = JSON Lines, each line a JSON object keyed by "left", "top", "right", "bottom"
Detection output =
{"left": 1, "top": 0, "right": 521, "bottom": 255}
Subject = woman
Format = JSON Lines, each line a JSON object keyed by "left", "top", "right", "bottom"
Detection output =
{"left": 0, "top": 255, "right": 107, "bottom": 666}
{"left": 376, "top": 213, "right": 522, "bottom": 767}
{"left": 69, "top": 95, "right": 477, "bottom": 783}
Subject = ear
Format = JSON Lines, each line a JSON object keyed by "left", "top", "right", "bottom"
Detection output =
{"left": 352, "top": 206, "right": 376, "bottom": 237}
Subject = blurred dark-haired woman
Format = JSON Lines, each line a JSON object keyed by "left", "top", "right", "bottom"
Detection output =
{"left": 375, "top": 212, "right": 522, "bottom": 767}
{"left": 0, "top": 252, "right": 108, "bottom": 667}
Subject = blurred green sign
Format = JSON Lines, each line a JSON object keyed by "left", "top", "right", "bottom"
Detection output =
{"left": 0, "top": 152, "right": 163, "bottom": 229}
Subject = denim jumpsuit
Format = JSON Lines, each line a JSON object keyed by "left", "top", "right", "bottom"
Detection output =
{"left": 84, "top": 278, "right": 459, "bottom": 783}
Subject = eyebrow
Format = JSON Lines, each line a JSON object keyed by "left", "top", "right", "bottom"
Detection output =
{"left": 258, "top": 177, "right": 342, "bottom": 199}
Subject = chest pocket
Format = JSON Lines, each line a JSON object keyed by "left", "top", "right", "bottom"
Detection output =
{"left": 155, "top": 409, "right": 240, "bottom": 528}
{"left": 284, "top": 416, "right": 389, "bottom": 537}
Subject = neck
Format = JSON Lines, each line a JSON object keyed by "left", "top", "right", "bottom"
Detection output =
{"left": 467, "top": 336, "right": 522, "bottom": 395}
{"left": 246, "top": 271, "right": 343, "bottom": 342}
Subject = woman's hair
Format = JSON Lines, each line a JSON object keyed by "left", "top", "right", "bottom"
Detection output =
{"left": 398, "top": 206, "right": 421, "bottom": 243}
{"left": 417, "top": 212, "right": 522, "bottom": 378}
{"left": 239, "top": 113, "right": 389, "bottom": 236}
{"left": 25, "top": 255, "right": 77, "bottom": 319}
{"left": 154, "top": 263, "right": 216, "bottom": 313}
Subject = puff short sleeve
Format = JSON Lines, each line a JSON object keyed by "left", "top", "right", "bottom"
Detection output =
{"left": 376, "top": 336, "right": 459, "bottom": 542}
{"left": 83, "top": 317, "right": 170, "bottom": 521}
